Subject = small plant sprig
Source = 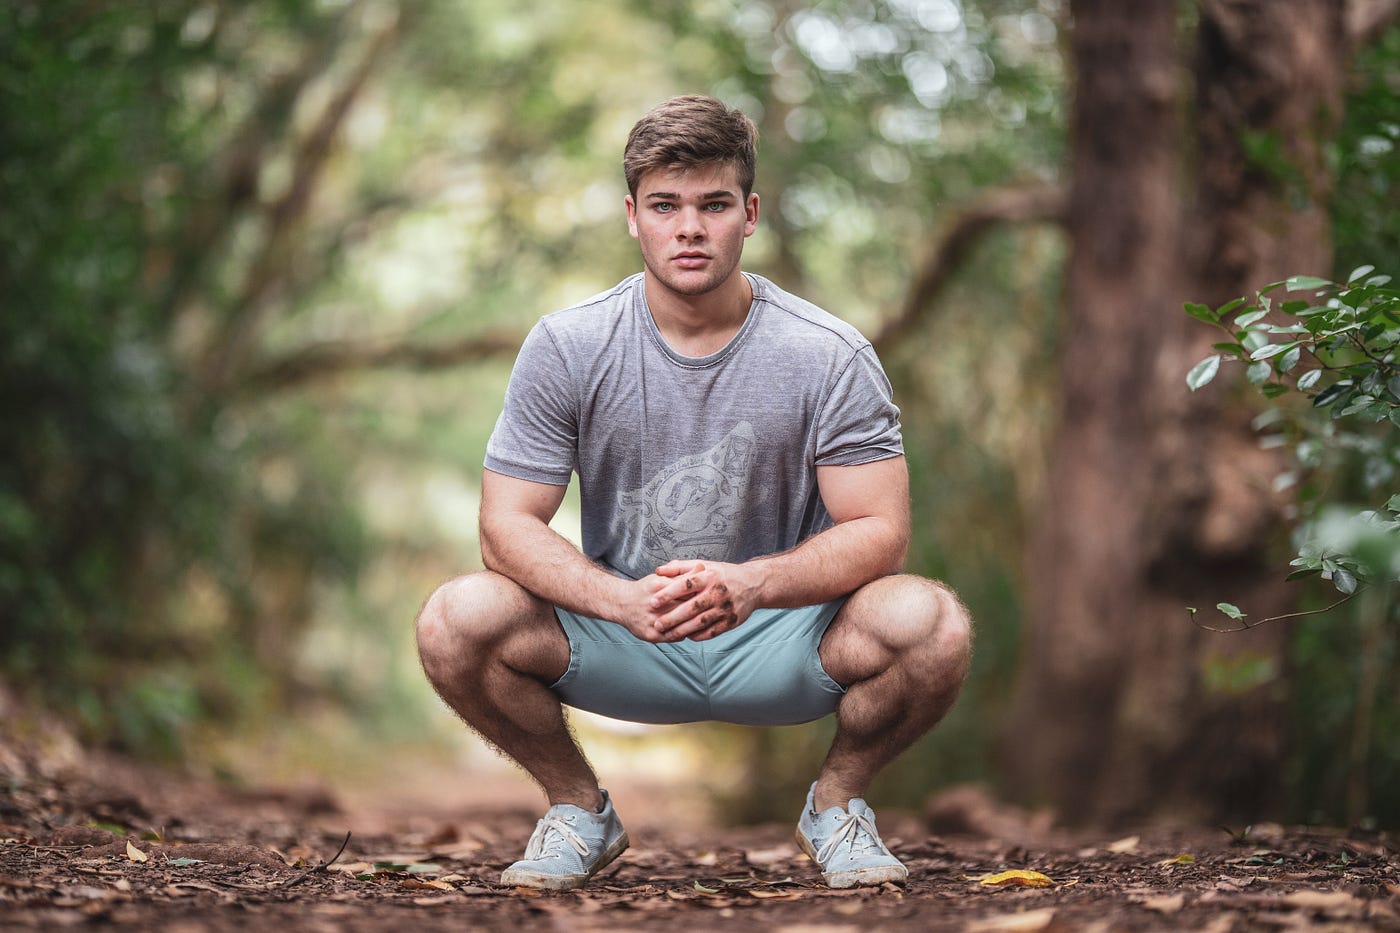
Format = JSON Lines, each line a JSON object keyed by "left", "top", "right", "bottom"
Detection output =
{"left": 1184, "top": 267, "right": 1400, "bottom": 628}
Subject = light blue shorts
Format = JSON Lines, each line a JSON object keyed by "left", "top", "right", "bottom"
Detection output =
{"left": 549, "top": 600, "right": 848, "bottom": 726}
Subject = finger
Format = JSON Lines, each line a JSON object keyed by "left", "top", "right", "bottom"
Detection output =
{"left": 648, "top": 570, "right": 714, "bottom": 610}
{"left": 655, "top": 560, "right": 706, "bottom": 578}
{"left": 671, "top": 608, "right": 739, "bottom": 641}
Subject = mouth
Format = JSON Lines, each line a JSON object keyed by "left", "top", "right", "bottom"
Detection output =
{"left": 672, "top": 252, "right": 710, "bottom": 269}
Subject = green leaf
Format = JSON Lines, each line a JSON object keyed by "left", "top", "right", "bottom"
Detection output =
{"left": 1388, "top": 375, "right": 1400, "bottom": 401}
{"left": 1247, "top": 361, "right": 1273, "bottom": 385}
{"left": 1185, "top": 302, "right": 1219, "bottom": 324}
{"left": 1286, "top": 275, "right": 1332, "bottom": 291}
{"left": 1276, "top": 346, "right": 1302, "bottom": 373}
{"left": 1260, "top": 383, "right": 1289, "bottom": 399}
{"left": 1216, "top": 603, "right": 1246, "bottom": 620}
{"left": 694, "top": 881, "right": 722, "bottom": 893}
{"left": 1348, "top": 264, "right": 1375, "bottom": 282}
{"left": 1386, "top": 494, "right": 1400, "bottom": 513}
{"left": 1250, "top": 342, "right": 1292, "bottom": 360}
{"left": 1333, "top": 568, "right": 1358, "bottom": 595}
{"left": 1313, "top": 382, "right": 1352, "bottom": 408}
{"left": 1212, "top": 341, "right": 1246, "bottom": 356}
{"left": 1285, "top": 567, "right": 1324, "bottom": 581}
{"left": 1235, "top": 309, "right": 1269, "bottom": 328}
{"left": 1296, "top": 369, "right": 1323, "bottom": 390}
{"left": 1217, "top": 297, "right": 1247, "bottom": 316}
{"left": 164, "top": 857, "right": 205, "bottom": 867}
{"left": 1187, "top": 355, "right": 1221, "bottom": 391}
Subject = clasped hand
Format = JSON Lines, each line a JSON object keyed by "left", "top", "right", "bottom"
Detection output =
{"left": 621, "top": 560, "right": 757, "bottom": 643}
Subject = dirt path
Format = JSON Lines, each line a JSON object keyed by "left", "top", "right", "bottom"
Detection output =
{"left": 2, "top": 735, "right": 1398, "bottom": 931}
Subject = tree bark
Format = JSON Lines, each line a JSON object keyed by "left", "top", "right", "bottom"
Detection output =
{"left": 1006, "top": 0, "right": 1347, "bottom": 826}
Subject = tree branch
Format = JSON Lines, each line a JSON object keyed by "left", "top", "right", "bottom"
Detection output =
{"left": 201, "top": 15, "right": 400, "bottom": 393}
{"left": 871, "top": 182, "right": 1066, "bottom": 356}
{"left": 1348, "top": 0, "right": 1400, "bottom": 46}
{"left": 230, "top": 330, "right": 524, "bottom": 397}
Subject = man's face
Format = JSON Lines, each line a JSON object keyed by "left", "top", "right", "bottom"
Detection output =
{"left": 625, "top": 163, "right": 759, "bottom": 302}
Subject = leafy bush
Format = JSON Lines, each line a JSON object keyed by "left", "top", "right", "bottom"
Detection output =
{"left": 1185, "top": 268, "right": 1400, "bottom": 621}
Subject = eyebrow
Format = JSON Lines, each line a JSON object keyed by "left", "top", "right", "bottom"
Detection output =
{"left": 645, "top": 190, "right": 738, "bottom": 201}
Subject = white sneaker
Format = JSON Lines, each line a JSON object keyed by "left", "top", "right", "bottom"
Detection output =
{"left": 500, "top": 790, "right": 629, "bottom": 890}
{"left": 795, "top": 783, "right": 909, "bottom": 888}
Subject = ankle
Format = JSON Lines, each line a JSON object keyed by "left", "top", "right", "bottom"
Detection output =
{"left": 548, "top": 787, "right": 605, "bottom": 812}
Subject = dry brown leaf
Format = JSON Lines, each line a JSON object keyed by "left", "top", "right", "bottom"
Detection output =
{"left": 965, "top": 907, "right": 1057, "bottom": 932}
{"left": 401, "top": 878, "right": 454, "bottom": 892}
{"left": 745, "top": 845, "right": 797, "bottom": 865}
{"left": 1140, "top": 894, "right": 1186, "bottom": 913}
{"left": 1281, "top": 890, "right": 1366, "bottom": 916}
{"left": 1107, "top": 836, "right": 1140, "bottom": 853}
{"left": 125, "top": 841, "right": 147, "bottom": 863}
{"left": 749, "top": 889, "right": 802, "bottom": 900}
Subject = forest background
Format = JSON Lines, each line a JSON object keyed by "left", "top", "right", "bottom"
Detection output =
{"left": 3, "top": 0, "right": 1399, "bottom": 832}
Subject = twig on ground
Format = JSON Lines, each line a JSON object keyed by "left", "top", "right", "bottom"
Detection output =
{"left": 279, "top": 830, "right": 352, "bottom": 891}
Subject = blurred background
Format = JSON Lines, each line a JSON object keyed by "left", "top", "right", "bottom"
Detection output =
{"left": 3, "top": 0, "right": 1398, "bottom": 830}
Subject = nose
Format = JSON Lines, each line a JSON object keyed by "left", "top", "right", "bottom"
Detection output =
{"left": 675, "top": 205, "right": 706, "bottom": 240}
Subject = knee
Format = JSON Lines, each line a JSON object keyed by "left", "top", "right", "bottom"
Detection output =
{"left": 881, "top": 575, "right": 974, "bottom": 673}
{"left": 414, "top": 571, "right": 527, "bottom": 673}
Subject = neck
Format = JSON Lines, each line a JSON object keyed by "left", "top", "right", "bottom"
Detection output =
{"left": 644, "top": 271, "right": 753, "bottom": 357}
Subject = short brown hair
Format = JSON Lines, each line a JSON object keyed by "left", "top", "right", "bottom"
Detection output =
{"left": 623, "top": 95, "right": 758, "bottom": 198}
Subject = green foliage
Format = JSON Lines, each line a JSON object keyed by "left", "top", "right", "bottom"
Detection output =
{"left": 0, "top": 1, "right": 366, "bottom": 756}
{"left": 1333, "top": 26, "right": 1400, "bottom": 282}
{"left": 1188, "top": 271, "right": 1400, "bottom": 610}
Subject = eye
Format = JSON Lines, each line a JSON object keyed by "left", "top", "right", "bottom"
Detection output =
{"left": 705, "top": 202, "right": 728, "bottom": 212}
{"left": 652, "top": 202, "right": 674, "bottom": 213}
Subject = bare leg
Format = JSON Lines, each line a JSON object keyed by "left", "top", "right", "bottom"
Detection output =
{"left": 415, "top": 571, "right": 603, "bottom": 811}
{"left": 813, "top": 574, "right": 974, "bottom": 811}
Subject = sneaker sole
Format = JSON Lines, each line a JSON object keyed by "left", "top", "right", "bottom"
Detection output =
{"left": 794, "top": 827, "right": 909, "bottom": 889}
{"left": 500, "top": 831, "right": 630, "bottom": 891}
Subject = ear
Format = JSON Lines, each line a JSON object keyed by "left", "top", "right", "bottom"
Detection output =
{"left": 625, "top": 195, "right": 640, "bottom": 239}
{"left": 744, "top": 192, "right": 759, "bottom": 237}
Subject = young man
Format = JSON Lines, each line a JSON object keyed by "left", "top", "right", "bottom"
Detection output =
{"left": 416, "top": 95, "right": 972, "bottom": 890}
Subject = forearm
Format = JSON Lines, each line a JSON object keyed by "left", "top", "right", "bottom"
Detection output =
{"left": 479, "top": 510, "right": 628, "bottom": 619}
{"left": 746, "top": 513, "right": 908, "bottom": 608}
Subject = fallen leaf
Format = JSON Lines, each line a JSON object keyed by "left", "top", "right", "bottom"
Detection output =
{"left": 749, "top": 889, "right": 802, "bottom": 900}
{"left": 125, "top": 841, "right": 147, "bottom": 863}
{"left": 745, "top": 845, "right": 796, "bottom": 865}
{"left": 975, "top": 870, "right": 1054, "bottom": 888}
{"left": 163, "top": 857, "right": 205, "bottom": 867}
{"left": 693, "top": 881, "right": 723, "bottom": 894}
{"left": 1140, "top": 894, "right": 1186, "bottom": 913}
{"left": 1282, "top": 890, "right": 1366, "bottom": 916}
{"left": 1107, "top": 836, "right": 1140, "bottom": 853}
{"left": 965, "top": 907, "right": 1057, "bottom": 932}
{"left": 1161, "top": 853, "right": 1196, "bottom": 865}
{"left": 401, "top": 878, "right": 454, "bottom": 892}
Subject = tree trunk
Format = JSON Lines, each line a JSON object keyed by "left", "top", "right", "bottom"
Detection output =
{"left": 1007, "top": 0, "right": 1346, "bottom": 826}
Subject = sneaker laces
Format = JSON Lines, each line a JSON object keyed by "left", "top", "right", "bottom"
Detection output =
{"left": 815, "top": 810, "right": 885, "bottom": 863}
{"left": 521, "top": 815, "right": 589, "bottom": 862}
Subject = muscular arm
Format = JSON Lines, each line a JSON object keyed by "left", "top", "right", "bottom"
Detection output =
{"left": 648, "top": 455, "right": 911, "bottom": 640}
{"left": 479, "top": 469, "right": 676, "bottom": 641}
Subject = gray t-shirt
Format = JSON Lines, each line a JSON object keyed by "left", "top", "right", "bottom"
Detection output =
{"left": 484, "top": 272, "right": 903, "bottom": 581}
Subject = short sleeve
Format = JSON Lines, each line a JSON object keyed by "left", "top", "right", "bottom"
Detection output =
{"left": 814, "top": 345, "right": 904, "bottom": 466}
{"left": 483, "top": 322, "right": 578, "bottom": 485}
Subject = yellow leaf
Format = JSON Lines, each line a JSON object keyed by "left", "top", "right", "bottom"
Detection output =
{"left": 126, "top": 840, "right": 148, "bottom": 863}
{"left": 976, "top": 870, "right": 1053, "bottom": 888}
{"left": 1161, "top": 853, "right": 1196, "bottom": 865}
